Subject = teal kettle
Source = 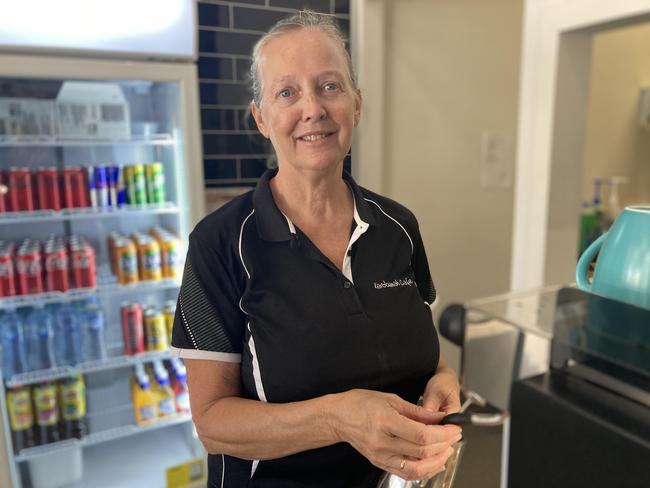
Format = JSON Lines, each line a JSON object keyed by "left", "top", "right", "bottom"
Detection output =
{"left": 576, "top": 206, "right": 650, "bottom": 309}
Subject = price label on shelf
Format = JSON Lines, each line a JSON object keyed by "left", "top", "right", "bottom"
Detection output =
{"left": 166, "top": 458, "right": 206, "bottom": 488}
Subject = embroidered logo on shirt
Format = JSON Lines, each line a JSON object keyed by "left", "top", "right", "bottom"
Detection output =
{"left": 374, "top": 277, "right": 415, "bottom": 289}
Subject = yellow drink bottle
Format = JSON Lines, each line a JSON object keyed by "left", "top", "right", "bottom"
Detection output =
{"left": 131, "top": 364, "right": 158, "bottom": 426}
{"left": 150, "top": 360, "right": 176, "bottom": 419}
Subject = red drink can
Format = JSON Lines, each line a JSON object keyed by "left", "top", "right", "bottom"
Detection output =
{"left": 0, "top": 171, "right": 8, "bottom": 213}
{"left": 36, "top": 168, "right": 62, "bottom": 212}
{"left": 8, "top": 167, "right": 35, "bottom": 212}
{"left": 70, "top": 239, "right": 96, "bottom": 289}
{"left": 44, "top": 242, "right": 69, "bottom": 292}
{"left": 62, "top": 168, "right": 89, "bottom": 209}
{"left": 16, "top": 243, "right": 43, "bottom": 295}
{"left": 0, "top": 241, "right": 16, "bottom": 297}
{"left": 121, "top": 303, "right": 145, "bottom": 355}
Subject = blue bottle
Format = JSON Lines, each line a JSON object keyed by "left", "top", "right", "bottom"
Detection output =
{"left": 53, "top": 304, "right": 82, "bottom": 366}
{"left": 24, "top": 308, "right": 56, "bottom": 371}
{"left": 0, "top": 311, "right": 27, "bottom": 379}
{"left": 80, "top": 307, "right": 107, "bottom": 362}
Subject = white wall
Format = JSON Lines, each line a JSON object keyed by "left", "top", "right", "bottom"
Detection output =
{"left": 355, "top": 0, "right": 523, "bottom": 306}
{"left": 354, "top": 0, "right": 524, "bottom": 371}
{"left": 583, "top": 23, "right": 650, "bottom": 206}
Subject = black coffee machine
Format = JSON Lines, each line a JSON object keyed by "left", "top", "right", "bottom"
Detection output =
{"left": 439, "top": 287, "right": 650, "bottom": 488}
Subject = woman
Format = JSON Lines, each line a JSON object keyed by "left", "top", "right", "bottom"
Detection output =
{"left": 171, "top": 10, "right": 461, "bottom": 487}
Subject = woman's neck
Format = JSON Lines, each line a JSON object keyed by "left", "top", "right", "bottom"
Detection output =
{"left": 269, "top": 163, "right": 353, "bottom": 224}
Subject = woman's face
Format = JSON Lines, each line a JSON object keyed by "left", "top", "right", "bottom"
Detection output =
{"left": 251, "top": 28, "right": 361, "bottom": 174}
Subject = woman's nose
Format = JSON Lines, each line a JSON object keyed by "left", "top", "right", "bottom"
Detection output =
{"left": 301, "top": 93, "right": 326, "bottom": 122}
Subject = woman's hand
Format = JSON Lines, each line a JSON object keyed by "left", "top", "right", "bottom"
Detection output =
{"left": 330, "top": 389, "right": 462, "bottom": 481}
{"left": 422, "top": 367, "right": 462, "bottom": 414}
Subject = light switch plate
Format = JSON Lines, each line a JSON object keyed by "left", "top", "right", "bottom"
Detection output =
{"left": 481, "top": 131, "right": 512, "bottom": 189}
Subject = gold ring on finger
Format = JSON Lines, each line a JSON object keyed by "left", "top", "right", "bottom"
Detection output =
{"left": 399, "top": 457, "right": 407, "bottom": 470}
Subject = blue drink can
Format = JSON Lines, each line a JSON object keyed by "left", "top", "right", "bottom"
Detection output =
{"left": 87, "top": 167, "right": 97, "bottom": 208}
{"left": 109, "top": 166, "right": 127, "bottom": 206}
{"left": 93, "top": 166, "right": 109, "bottom": 208}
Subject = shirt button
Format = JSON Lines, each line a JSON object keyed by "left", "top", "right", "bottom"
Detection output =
{"left": 344, "top": 281, "right": 351, "bottom": 289}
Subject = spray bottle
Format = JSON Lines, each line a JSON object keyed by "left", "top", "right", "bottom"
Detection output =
{"left": 605, "top": 176, "right": 630, "bottom": 225}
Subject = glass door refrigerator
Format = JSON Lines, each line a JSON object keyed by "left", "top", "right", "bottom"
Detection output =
{"left": 0, "top": 48, "right": 205, "bottom": 488}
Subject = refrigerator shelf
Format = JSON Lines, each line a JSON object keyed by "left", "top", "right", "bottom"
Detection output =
{"left": 0, "top": 279, "right": 181, "bottom": 310}
{"left": 0, "top": 134, "right": 177, "bottom": 147}
{"left": 5, "top": 350, "right": 173, "bottom": 388}
{"left": 0, "top": 203, "right": 181, "bottom": 225}
{"left": 13, "top": 413, "right": 193, "bottom": 463}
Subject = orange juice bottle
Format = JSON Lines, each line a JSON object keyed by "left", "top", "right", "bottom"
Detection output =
{"left": 131, "top": 364, "right": 158, "bottom": 426}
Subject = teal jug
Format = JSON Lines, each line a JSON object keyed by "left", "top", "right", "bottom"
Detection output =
{"left": 576, "top": 205, "right": 650, "bottom": 309}
{"left": 576, "top": 206, "right": 650, "bottom": 369}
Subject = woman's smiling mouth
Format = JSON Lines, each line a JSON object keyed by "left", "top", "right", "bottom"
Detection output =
{"left": 296, "top": 131, "right": 335, "bottom": 142}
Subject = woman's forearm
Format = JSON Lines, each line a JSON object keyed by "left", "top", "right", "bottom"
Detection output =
{"left": 192, "top": 393, "right": 342, "bottom": 460}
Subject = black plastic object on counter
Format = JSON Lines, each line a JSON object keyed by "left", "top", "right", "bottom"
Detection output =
{"left": 438, "top": 303, "right": 466, "bottom": 347}
{"left": 509, "top": 370, "right": 650, "bottom": 488}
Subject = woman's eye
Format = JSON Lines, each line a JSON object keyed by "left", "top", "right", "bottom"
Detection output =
{"left": 279, "top": 89, "right": 292, "bottom": 98}
{"left": 324, "top": 82, "right": 339, "bottom": 91}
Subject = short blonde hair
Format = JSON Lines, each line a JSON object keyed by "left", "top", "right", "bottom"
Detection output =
{"left": 249, "top": 10, "right": 356, "bottom": 107}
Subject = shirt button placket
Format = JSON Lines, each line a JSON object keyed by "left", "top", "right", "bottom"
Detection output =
{"left": 343, "top": 281, "right": 351, "bottom": 289}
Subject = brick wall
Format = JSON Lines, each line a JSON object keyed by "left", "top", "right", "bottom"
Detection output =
{"left": 197, "top": 0, "right": 351, "bottom": 188}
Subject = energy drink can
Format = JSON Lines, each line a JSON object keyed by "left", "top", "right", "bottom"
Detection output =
{"left": 145, "top": 162, "right": 166, "bottom": 204}
{"left": 163, "top": 301, "right": 176, "bottom": 345}
{"left": 158, "top": 233, "right": 181, "bottom": 280}
{"left": 44, "top": 240, "right": 70, "bottom": 292}
{"left": 93, "top": 166, "right": 109, "bottom": 208}
{"left": 0, "top": 241, "right": 16, "bottom": 297}
{"left": 115, "top": 237, "right": 139, "bottom": 285}
{"left": 36, "top": 167, "right": 62, "bottom": 211}
{"left": 121, "top": 303, "right": 145, "bottom": 355}
{"left": 16, "top": 241, "right": 43, "bottom": 295}
{"left": 107, "top": 166, "right": 118, "bottom": 207}
{"left": 8, "top": 167, "right": 35, "bottom": 212}
{"left": 135, "top": 235, "right": 162, "bottom": 281}
{"left": 62, "top": 167, "right": 89, "bottom": 208}
{"left": 127, "top": 164, "right": 147, "bottom": 205}
{"left": 70, "top": 238, "right": 97, "bottom": 289}
{"left": 0, "top": 171, "right": 7, "bottom": 213}
{"left": 144, "top": 307, "right": 168, "bottom": 352}
{"left": 108, "top": 165, "right": 127, "bottom": 207}
{"left": 87, "top": 167, "right": 98, "bottom": 208}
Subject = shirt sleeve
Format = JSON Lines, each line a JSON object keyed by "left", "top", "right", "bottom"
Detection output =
{"left": 411, "top": 225, "right": 438, "bottom": 307}
{"left": 171, "top": 231, "right": 246, "bottom": 363}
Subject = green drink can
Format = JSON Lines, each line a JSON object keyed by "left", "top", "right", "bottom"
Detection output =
{"left": 128, "top": 164, "right": 147, "bottom": 205}
{"left": 145, "top": 162, "right": 166, "bottom": 204}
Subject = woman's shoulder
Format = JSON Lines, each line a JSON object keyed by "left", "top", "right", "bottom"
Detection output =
{"left": 358, "top": 186, "right": 419, "bottom": 230}
{"left": 190, "top": 189, "right": 255, "bottom": 245}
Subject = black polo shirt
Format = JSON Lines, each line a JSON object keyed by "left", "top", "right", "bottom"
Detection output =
{"left": 171, "top": 169, "right": 440, "bottom": 488}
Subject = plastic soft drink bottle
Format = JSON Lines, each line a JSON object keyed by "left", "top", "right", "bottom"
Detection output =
{"left": 33, "top": 382, "right": 60, "bottom": 445}
{"left": 53, "top": 304, "right": 82, "bottom": 366}
{"left": 59, "top": 374, "right": 88, "bottom": 439}
{"left": 25, "top": 308, "right": 56, "bottom": 371}
{"left": 6, "top": 386, "right": 36, "bottom": 453}
{"left": 150, "top": 360, "right": 176, "bottom": 418}
{"left": 0, "top": 311, "right": 27, "bottom": 379}
{"left": 131, "top": 364, "right": 158, "bottom": 426}
{"left": 80, "top": 306, "right": 107, "bottom": 362}
{"left": 167, "top": 358, "right": 190, "bottom": 414}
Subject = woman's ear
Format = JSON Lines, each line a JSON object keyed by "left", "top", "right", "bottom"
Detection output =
{"left": 354, "top": 88, "right": 362, "bottom": 127}
{"left": 251, "top": 102, "right": 269, "bottom": 138}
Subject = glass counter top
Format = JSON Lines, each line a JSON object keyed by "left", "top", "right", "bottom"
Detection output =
{"left": 463, "top": 285, "right": 564, "bottom": 340}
